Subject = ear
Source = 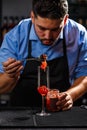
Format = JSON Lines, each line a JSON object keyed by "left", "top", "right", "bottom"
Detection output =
{"left": 31, "top": 11, "right": 35, "bottom": 24}
{"left": 64, "top": 14, "right": 69, "bottom": 25}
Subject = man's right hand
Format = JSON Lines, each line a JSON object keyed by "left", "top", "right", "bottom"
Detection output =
{"left": 2, "top": 58, "right": 24, "bottom": 79}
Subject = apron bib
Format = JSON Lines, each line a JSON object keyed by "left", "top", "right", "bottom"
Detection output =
{"left": 10, "top": 29, "right": 70, "bottom": 107}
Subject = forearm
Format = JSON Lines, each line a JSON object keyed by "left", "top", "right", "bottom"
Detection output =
{"left": 66, "top": 76, "right": 87, "bottom": 102}
{"left": 0, "top": 73, "right": 18, "bottom": 94}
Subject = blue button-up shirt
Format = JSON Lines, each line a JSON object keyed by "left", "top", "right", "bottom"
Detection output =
{"left": 0, "top": 18, "right": 87, "bottom": 84}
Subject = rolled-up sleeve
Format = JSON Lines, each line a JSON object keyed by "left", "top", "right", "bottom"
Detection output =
{"left": 74, "top": 28, "right": 87, "bottom": 79}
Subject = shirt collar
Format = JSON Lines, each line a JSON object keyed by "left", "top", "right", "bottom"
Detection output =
{"left": 29, "top": 24, "right": 39, "bottom": 41}
{"left": 60, "top": 30, "right": 63, "bottom": 39}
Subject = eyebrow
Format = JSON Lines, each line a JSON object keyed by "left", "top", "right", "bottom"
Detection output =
{"left": 37, "top": 24, "right": 61, "bottom": 31}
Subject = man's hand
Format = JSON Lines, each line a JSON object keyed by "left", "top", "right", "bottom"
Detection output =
{"left": 56, "top": 92, "right": 73, "bottom": 111}
{"left": 2, "top": 58, "right": 24, "bottom": 79}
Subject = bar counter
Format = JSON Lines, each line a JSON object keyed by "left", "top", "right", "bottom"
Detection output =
{"left": 0, "top": 106, "right": 87, "bottom": 129}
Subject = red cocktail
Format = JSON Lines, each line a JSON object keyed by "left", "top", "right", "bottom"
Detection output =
{"left": 46, "top": 89, "right": 59, "bottom": 112}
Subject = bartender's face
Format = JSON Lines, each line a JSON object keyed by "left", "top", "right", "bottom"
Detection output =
{"left": 31, "top": 11, "right": 68, "bottom": 45}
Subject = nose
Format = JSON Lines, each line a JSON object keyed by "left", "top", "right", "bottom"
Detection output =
{"left": 45, "top": 30, "right": 52, "bottom": 39}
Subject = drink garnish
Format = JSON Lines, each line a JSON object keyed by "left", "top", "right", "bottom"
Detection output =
{"left": 40, "top": 54, "right": 47, "bottom": 71}
{"left": 37, "top": 85, "right": 48, "bottom": 96}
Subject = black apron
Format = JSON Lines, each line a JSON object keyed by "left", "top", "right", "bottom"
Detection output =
{"left": 10, "top": 29, "right": 71, "bottom": 107}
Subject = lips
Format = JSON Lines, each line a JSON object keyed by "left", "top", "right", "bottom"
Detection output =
{"left": 43, "top": 40, "right": 53, "bottom": 45}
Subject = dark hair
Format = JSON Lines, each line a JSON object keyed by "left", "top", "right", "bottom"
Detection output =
{"left": 32, "top": 0, "right": 68, "bottom": 19}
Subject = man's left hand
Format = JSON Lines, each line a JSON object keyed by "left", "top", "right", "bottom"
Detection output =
{"left": 56, "top": 92, "right": 73, "bottom": 111}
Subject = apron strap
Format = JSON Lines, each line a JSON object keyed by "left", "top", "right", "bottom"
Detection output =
{"left": 28, "top": 22, "right": 32, "bottom": 58}
{"left": 63, "top": 28, "right": 67, "bottom": 57}
{"left": 28, "top": 40, "right": 32, "bottom": 58}
{"left": 63, "top": 27, "right": 70, "bottom": 84}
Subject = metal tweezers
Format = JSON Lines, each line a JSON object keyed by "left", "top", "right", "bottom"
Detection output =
{"left": 1, "top": 58, "right": 44, "bottom": 65}
{"left": 21, "top": 57, "right": 41, "bottom": 62}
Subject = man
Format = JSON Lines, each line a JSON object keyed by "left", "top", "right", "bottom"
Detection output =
{"left": 0, "top": 0, "right": 87, "bottom": 111}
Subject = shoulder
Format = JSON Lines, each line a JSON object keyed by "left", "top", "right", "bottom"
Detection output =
{"left": 66, "top": 19, "right": 86, "bottom": 33}
{"left": 11, "top": 18, "right": 32, "bottom": 34}
{"left": 5, "top": 18, "right": 32, "bottom": 41}
{"left": 65, "top": 19, "right": 87, "bottom": 45}
{"left": 18, "top": 18, "right": 32, "bottom": 29}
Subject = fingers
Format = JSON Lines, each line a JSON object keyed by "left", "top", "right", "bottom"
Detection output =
{"left": 56, "top": 93, "right": 67, "bottom": 105}
{"left": 56, "top": 92, "right": 73, "bottom": 111}
{"left": 62, "top": 102, "right": 73, "bottom": 111}
{"left": 2, "top": 58, "right": 24, "bottom": 78}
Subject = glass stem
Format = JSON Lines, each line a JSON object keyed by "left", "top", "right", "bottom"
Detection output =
{"left": 47, "top": 66, "right": 50, "bottom": 89}
{"left": 41, "top": 96, "right": 45, "bottom": 113}
{"left": 38, "top": 66, "right": 40, "bottom": 87}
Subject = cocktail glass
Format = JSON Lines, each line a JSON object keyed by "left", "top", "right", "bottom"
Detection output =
{"left": 36, "top": 66, "right": 50, "bottom": 116}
